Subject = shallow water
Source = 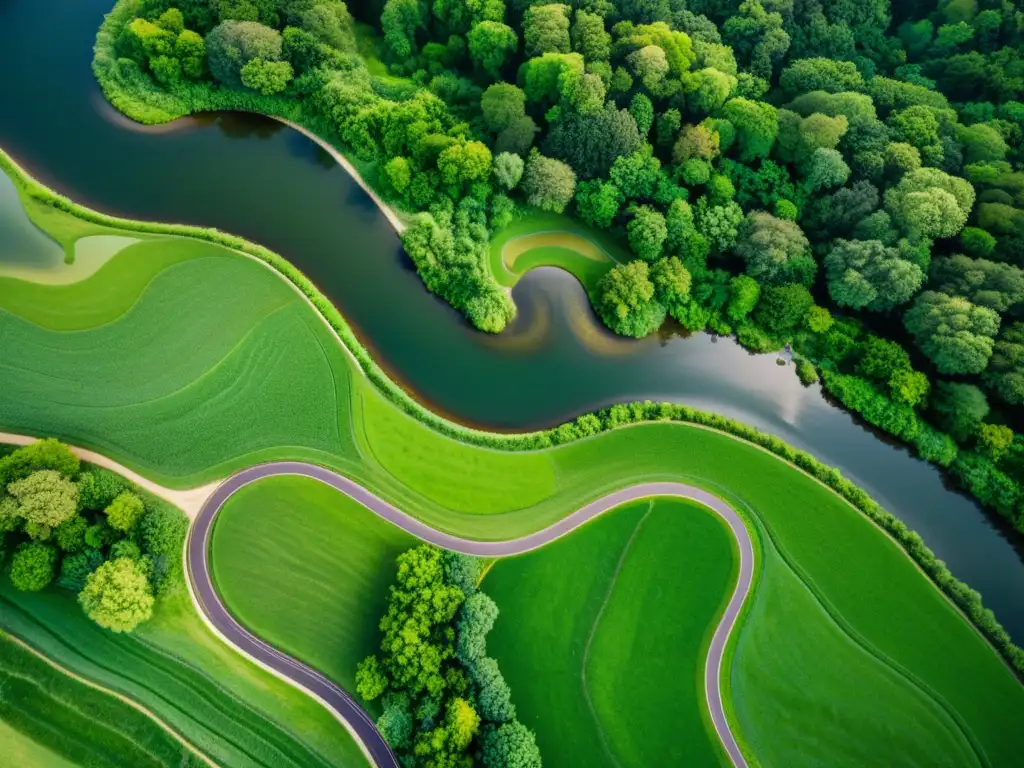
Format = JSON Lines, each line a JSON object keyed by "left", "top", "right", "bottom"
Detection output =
{"left": 2, "top": 0, "right": 1024, "bottom": 638}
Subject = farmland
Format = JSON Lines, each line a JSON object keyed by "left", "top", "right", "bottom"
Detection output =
{"left": 2, "top": 159, "right": 1024, "bottom": 767}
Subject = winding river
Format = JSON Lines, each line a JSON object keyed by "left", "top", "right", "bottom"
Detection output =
{"left": 3, "top": 0, "right": 1024, "bottom": 640}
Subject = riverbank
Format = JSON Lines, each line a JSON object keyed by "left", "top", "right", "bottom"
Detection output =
{"left": 3, "top": 145, "right": 1023, "bottom": 677}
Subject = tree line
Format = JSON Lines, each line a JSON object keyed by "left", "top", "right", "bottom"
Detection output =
{"left": 355, "top": 545, "right": 542, "bottom": 768}
{"left": 0, "top": 439, "right": 187, "bottom": 633}
{"left": 100, "top": 0, "right": 1024, "bottom": 538}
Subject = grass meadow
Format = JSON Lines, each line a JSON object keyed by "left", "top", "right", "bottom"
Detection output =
{"left": 0, "top": 581, "right": 368, "bottom": 768}
{"left": 3, "top": 166, "right": 1024, "bottom": 766}
{"left": 0, "top": 631, "right": 204, "bottom": 767}
{"left": 487, "top": 210, "right": 628, "bottom": 294}
{"left": 485, "top": 497, "right": 736, "bottom": 768}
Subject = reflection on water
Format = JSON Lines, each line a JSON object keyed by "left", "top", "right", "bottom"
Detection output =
{"left": 0, "top": 171, "right": 63, "bottom": 267}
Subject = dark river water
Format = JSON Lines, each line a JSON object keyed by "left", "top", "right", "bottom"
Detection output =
{"left": 4, "top": 0, "right": 1024, "bottom": 638}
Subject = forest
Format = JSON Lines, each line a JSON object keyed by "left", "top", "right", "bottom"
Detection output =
{"left": 0, "top": 440, "right": 187, "bottom": 633}
{"left": 97, "top": 0, "right": 1024, "bottom": 535}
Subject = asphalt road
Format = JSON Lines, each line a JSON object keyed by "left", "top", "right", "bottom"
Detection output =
{"left": 188, "top": 461, "right": 754, "bottom": 768}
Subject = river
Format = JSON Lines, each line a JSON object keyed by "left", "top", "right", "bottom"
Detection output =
{"left": 3, "top": 0, "right": 1024, "bottom": 639}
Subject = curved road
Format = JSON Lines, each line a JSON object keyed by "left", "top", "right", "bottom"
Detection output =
{"left": 187, "top": 461, "right": 755, "bottom": 768}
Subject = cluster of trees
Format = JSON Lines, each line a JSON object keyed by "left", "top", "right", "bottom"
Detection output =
{"left": 355, "top": 545, "right": 542, "bottom": 767}
{"left": 0, "top": 440, "right": 187, "bottom": 633}
{"left": 109, "top": 0, "right": 1024, "bottom": 529}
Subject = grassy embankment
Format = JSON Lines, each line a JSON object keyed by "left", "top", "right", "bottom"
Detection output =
{"left": 488, "top": 210, "right": 629, "bottom": 296}
{"left": 2, "top": 162, "right": 1023, "bottom": 766}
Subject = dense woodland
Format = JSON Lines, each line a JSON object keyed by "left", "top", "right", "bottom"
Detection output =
{"left": 100, "top": 0, "right": 1024, "bottom": 534}
{"left": 356, "top": 546, "right": 542, "bottom": 768}
{"left": 0, "top": 440, "right": 186, "bottom": 633}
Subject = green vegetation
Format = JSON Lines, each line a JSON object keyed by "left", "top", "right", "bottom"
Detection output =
{"left": 355, "top": 544, "right": 541, "bottom": 768}
{"left": 0, "top": 439, "right": 178, "bottom": 633}
{"left": 487, "top": 211, "right": 628, "bottom": 295}
{"left": 0, "top": 630, "right": 205, "bottom": 767}
{"left": 0, "top": 584, "right": 368, "bottom": 767}
{"left": 211, "top": 475, "right": 414, "bottom": 691}
{"left": 4, "top": 150, "right": 1024, "bottom": 766}
{"left": 485, "top": 498, "right": 736, "bottom": 767}
{"left": 92, "top": 0, "right": 1024, "bottom": 546}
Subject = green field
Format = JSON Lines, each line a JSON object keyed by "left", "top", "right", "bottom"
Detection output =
{"left": 0, "top": 631, "right": 204, "bottom": 767}
{"left": 211, "top": 475, "right": 414, "bottom": 696}
{"left": 3, "top": 164, "right": 1024, "bottom": 766}
{"left": 0, "top": 581, "right": 368, "bottom": 768}
{"left": 488, "top": 210, "right": 628, "bottom": 294}
{"left": 485, "top": 497, "right": 736, "bottom": 768}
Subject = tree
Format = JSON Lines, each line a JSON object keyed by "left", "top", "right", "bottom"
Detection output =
{"left": 79, "top": 557, "right": 155, "bottom": 632}
{"left": 805, "top": 148, "right": 850, "bottom": 190}
{"left": 755, "top": 284, "right": 814, "bottom": 335}
{"left": 976, "top": 423, "right": 1014, "bottom": 461}
{"left": 381, "top": 0, "right": 425, "bottom": 59}
{"left": 985, "top": 322, "right": 1024, "bottom": 405}
{"left": 571, "top": 10, "right": 610, "bottom": 61}
{"left": 596, "top": 261, "right": 666, "bottom": 338}
{"left": 356, "top": 654, "right": 389, "bottom": 700}
{"left": 54, "top": 514, "right": 89, "bottom": 553}
{"left": 931, "top": 382, "right": 989, "bottom": 442}
{"left": 651, "top": 257, "right": 692, "bottom": 305}
{"left": 495, "top": 116, "right": 539, "bottom": 155}
{"left": 8, "top": 470, "right": 79, "bottom": 536}
{"left": 694, "top": 199, "right": 744, "bottom": 253}
{"left": 520, "top": 52, "right": 584, "bottom": 106}
{"left": 468, "top": 21, "right": 518, "bottom": 78}
{"left": 723, "top": 0, "right": 790, "bottom": 81}
{"left": 563, "top": 72, "right": 605, "bottom": 115}
{"left": 630, "top": 93, "right": 655, "bottom": 136}
{"left": 930, "top": 255, "right": 1024, "bottom": 313}
{"left": 481, "top": 84, "right": 526, "bottom": 133}
{"left": 627, "top": 206, "right": 668, "bottom": 261}
{"left": 438, "top": 141, "right": 493, "bottom": 189}
{"left": 385, "top": 156, "right": 412, "bottom": 194}
{"left": 118, "top": 18, "right": 175, "bottom": 64}
{"left": 884, "top": 168, "right": 976, "bottom": 239}
{"left": 493, "top": 152, "right": 524, "bottom": 191}
{"left": 806, "top": 305, "right": 834, "bottom": 333}
{"left": 456, "top": 592, "right": 498, "bottom": 663}
{"left": 523, "top": 4, "right": 570, "bottom": 56}
{"left": 734, "top": 211, "right": 814, "bottom": 286}
{"left": 609, "top": 145, "right": 661, "bottom": 201}
{"left": 673, "top": 123, "right": 719, "bottom": 163}
{"left": 727, "top": 274, "right": 761, "bottom": 321}
{"left": 468, "top": 656, "right": 515, "bottom": 722}
{"left": 481, "top": 721, "right": 542, "bottom": 768}
{"left": 0, "top": 439, "right": 79, "bottom": 487}
{"left": 684, "top": 68, "right": 736, "bottom": 114}
{"left": 9, "top": 543, "right": 58, "bottom": 592}
{"left": 904, "top": 292, "right": 1000, "bottom": 374}
{"left": 721, "top": 98, "right": 778, "bottom": 161}
{"left": 377, "top": 695, "right": 413, "bottom": 750}
{"left": 106, "top": 492, "right": 146, "bottom": 534}
{"left": 858, "top": 336, "right": 911, "bottom": 384}
{"left": 519, "top": 150, "right": 576, "bottom": 213}
{"left": 58, "top": 549, "right": 105, "bottom": 592}
{"left": 543, "top": 102, "right": 641, "bottom": 179}
{"left": 206, "top": 21, "right": 284, "bottom": 88}
{"left": 824, "top": 239, "right": 924, "bottom": 311}
{"left": 240, "top": 58, "right": 293, "bottom": 94}
{"left": 890, "top": 370, "right": 930, "bottom": 407}
{"left": 575, "top": 180, "right": 622, "bottom": 229}
{"left": 779, "top": 58, "right": 864, "bottom": 96}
